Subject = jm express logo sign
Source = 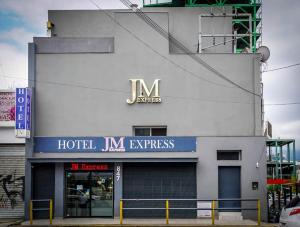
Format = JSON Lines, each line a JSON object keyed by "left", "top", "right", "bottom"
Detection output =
{"left": 34, "top": 136, "right": 196, "bottom": 153}
{"left": 56, "top": 137, "right": 175, "bottom": 152}
{"left": 126, "top": 79, "right": 161, "bottom": 104}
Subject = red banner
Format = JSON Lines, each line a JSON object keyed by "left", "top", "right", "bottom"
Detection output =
{"left": 0, "top": 92, "right": 15, "bottom": 122}
{"left": 267, "top": 179, "right": 290, "bottom": 185}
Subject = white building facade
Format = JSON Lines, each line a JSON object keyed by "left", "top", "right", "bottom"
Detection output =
{"left": 24, "top": 6, "right": 267, "bottom": 221}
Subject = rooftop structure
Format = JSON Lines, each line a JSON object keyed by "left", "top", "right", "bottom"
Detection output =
{"left": 143, "top": 0, "right": 262, "bottom": 53}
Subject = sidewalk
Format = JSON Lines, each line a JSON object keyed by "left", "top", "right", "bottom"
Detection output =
{"left": 0, "top": 219, "right": 23, "bottom": 227}
{"left": 19, "top": 218, "right": 278, "bottom": 227}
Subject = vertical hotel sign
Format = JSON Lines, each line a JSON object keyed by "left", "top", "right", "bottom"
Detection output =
{"left": 15, "top": 88, "right": 31, "bottom": 138}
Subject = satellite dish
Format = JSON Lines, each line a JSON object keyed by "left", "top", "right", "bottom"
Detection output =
{"left": 257, "top": 46, "right": 270, "bottom": 62}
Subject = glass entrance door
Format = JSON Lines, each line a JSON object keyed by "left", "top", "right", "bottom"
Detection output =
{"left": 65, "top": 171, "right": 113, "bottom": 217}
{"left": 66, "top": 172, "right": 91, "bottom": 217}
{"left": 91, "top": 172, "right": 113, "bottom": 216}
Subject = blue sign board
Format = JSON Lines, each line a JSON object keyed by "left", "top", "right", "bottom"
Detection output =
{"left": 15, "top": 88, "right": 26, "bottom": 130}
{"left": 26, "top": 88, "right": 31, "bottom": 132}
{"left": 34, "top": 136, "right": 196, "bottom": 153}
{"left": 15, "top": 88, "right": 31, "bottom": 138}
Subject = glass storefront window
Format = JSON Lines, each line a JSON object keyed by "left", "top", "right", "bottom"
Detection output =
{"left": 65, "top": 171, "right": 113, "bottom": 217}
{"left": 91, "top": 172, "right": 113, "bottom": 216}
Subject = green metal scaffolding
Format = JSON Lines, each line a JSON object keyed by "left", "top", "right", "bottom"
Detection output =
{"left": 143, "top": 0, "right": 262, "bottom": 53}
{"left": 266, "top": 139, "right": 297, "bottom": 183}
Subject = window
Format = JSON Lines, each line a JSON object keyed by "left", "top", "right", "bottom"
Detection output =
{"left": 134, "top": 127, "right": 167, "bottom": 136}
{"left": 217, "top": 150, "right": 241, "bottom": 160}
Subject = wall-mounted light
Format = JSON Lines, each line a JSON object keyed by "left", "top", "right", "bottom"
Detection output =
{"left": 47, "top": 21, "right": 55, "bottom": 37}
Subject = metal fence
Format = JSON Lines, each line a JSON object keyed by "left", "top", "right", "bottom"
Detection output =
{"left": 29, "top": 199, "right": 53, "bottom": 225}
{"left": 120, "top": 198, "right": 261, "bottom": 225}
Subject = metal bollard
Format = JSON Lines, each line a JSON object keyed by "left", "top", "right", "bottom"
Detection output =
{"left": 120, "top": 200, "right": 123, "bottom": 225}
{"left": 166, "top": 200, "right": 169, "bottom": 225}
{"left": 211, "top": 200, "right": 215, "bottom": 225}
{"left": 49, "top": 199, "right": 53, "bottom": 225}
{"left": 257, "top": 199, "right": 261, "bottom": 226}
{"left": 29, "top": 200, "right": 33, "bottom": 225}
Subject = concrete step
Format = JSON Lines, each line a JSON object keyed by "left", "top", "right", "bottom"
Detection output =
{"left": 218, "top": 212, "right": 243, "bottom": 221}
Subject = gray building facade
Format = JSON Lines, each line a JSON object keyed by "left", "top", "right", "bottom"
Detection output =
{"left": 25, "top": 7, "right": 267, "bottom": 221}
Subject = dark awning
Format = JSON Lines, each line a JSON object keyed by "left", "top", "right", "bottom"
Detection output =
{"left": 27, "top": 157, "right": 198, "bottom": 163}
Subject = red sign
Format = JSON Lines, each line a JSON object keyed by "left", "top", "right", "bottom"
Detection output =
{"left": 267, "top": 179, "right": 290, "bottom": 185}
{"left": 71, "top": 163, "right": 108, "bottom": 171}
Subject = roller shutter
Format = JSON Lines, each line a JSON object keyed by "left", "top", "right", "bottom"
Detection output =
{"left": 0, "top": 145, "right": 25, "bottom": 218}
{"left": 123, "top": 163, "right": 196, "bottom": 218}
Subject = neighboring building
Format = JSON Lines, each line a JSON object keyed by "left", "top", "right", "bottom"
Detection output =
{"left": 266, "top": 139, "right": 297, "bottom": 185}
{"left": 0, "top": 91, "right": 25, "bottom": 218}
{"left": 25, "top": 0, "right": 267, "bottom": 221}
{"left": 265, "top": 139, "right": 298, "bottom": 222}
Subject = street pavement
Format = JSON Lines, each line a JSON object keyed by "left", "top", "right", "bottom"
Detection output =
{"left": 15, "top": 218, "right": 279, "bottom": 227}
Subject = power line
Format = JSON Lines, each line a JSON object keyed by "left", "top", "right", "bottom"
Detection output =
{"left": 1, "top": 1, "right": 260, "bottom": 99}
{"left": 2, "top": 6, "right": 299, "bottom": 107}
{"left": 0, "top": 74, "right": 255, "bottom": 105}
{"left": 1, "top": 2, "right": 261, "bottom": 102}
{"left": 88, "top": 0, "right": 236, "bottom": 90}
{"left": 0, "top": 74, "right": 129, "bottom": 94}
{"left": 263, "top": 62, "right": 300, "bottom": 73}
{"left": 90, "top": 0, "right": 261, "bottom": 97}
{"left": 265, "top": 102, "right": 300, "bottom": 106}
{"left": 118, "top": 0, "right": 261, "bottom": 97}
{"left": 3, "top": 74, "right": 299, "bottom": 106}
{"left": 0, "top": 62, "right": 9, "bottom": 87}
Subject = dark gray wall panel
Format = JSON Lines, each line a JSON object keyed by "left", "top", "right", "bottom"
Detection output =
{"left": 218, "top": 166, "right": 241, "bottom": 210}
{"left": 32, "top": 164, "right": 55, "bottom": 219}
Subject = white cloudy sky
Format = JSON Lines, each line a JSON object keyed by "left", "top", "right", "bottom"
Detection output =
{"left": 0, "top": 0, "right": 299, "bottom": 157}
{"left": 262, "top": 0, "right": 300, "bottom": 158}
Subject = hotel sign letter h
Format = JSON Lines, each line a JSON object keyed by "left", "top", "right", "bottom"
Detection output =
{"left": 126, "top": 79, "right": 161, "bottom": 104}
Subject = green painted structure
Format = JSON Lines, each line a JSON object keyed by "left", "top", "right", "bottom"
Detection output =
{"left": 143, "top": 0, "right": 262, "bottom": 53}
{"left": 266, "top": 139, "right": 297, "bottom": 183}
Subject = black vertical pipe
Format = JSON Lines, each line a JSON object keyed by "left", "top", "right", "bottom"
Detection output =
{"left": 267, "top": 192, "right": 270, "bottom": 222}
{"left": 289, "top": 186, "right": 292, "bottom": 201}
{"left": 283, "top": 189, "right": 286, "bottom": 206}
{"left": 278, "top": 191, "right": 281, "bottom": 210}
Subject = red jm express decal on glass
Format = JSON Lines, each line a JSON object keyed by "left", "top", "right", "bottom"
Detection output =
{"left": 71, "top": 163, "right": 108, "bottom": 171}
